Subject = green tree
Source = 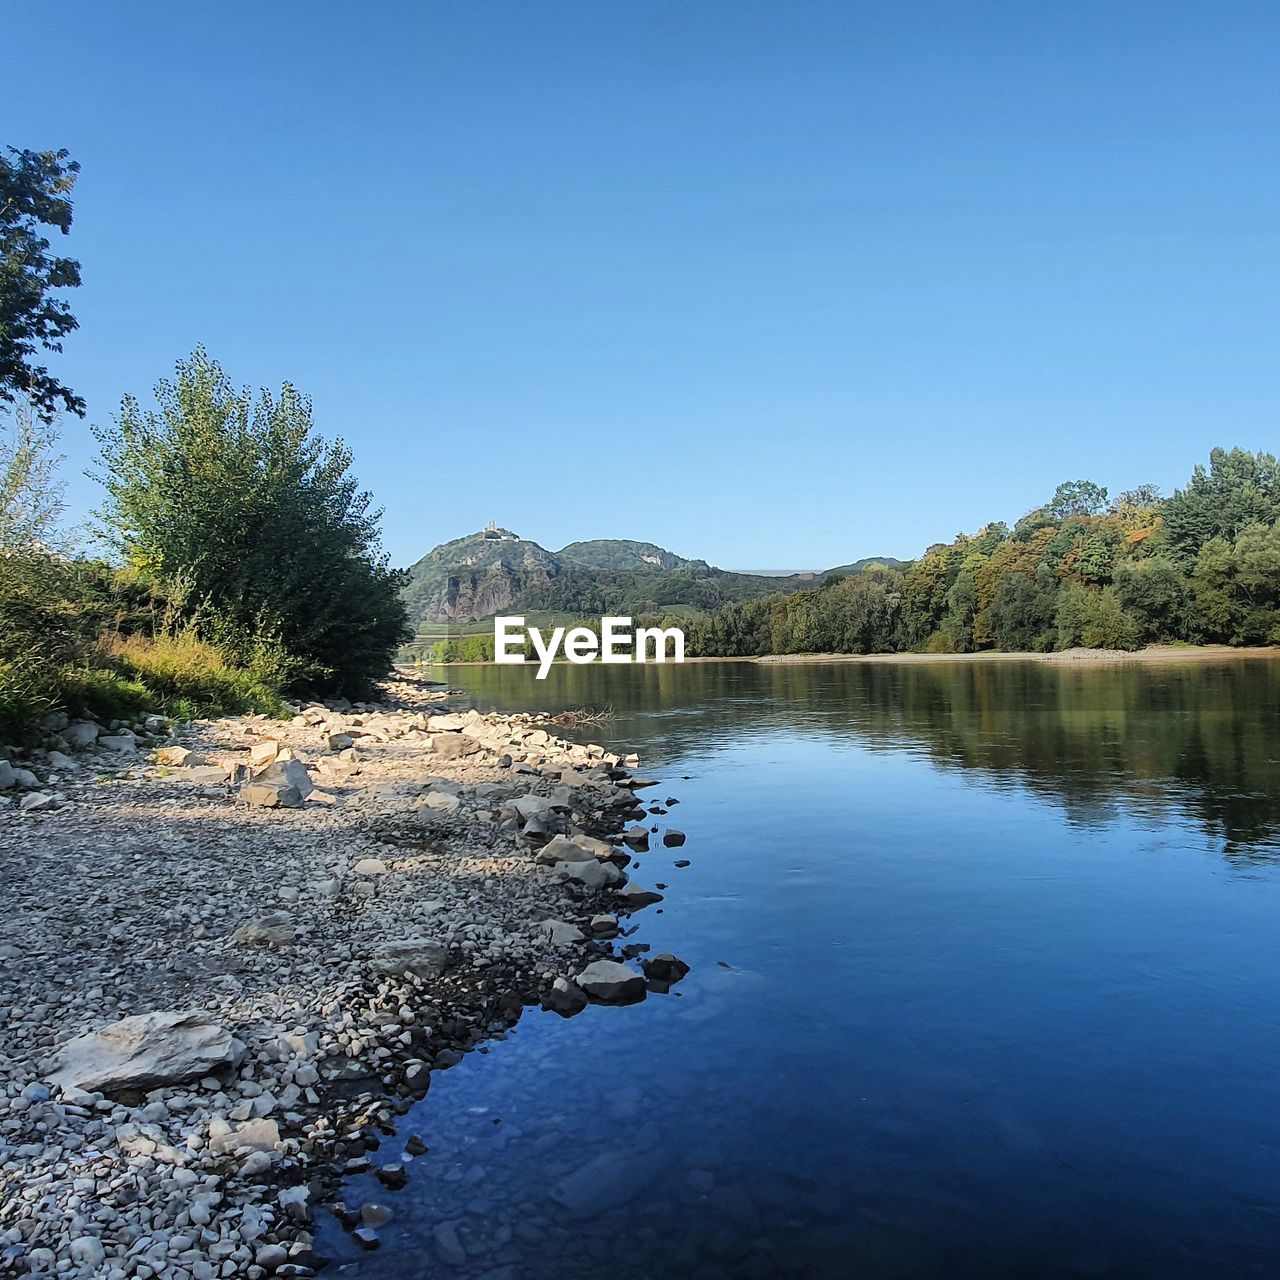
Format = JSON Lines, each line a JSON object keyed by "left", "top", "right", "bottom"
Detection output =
{"left": 93, "top": 348, "right": 411, "bottom": 694}
{"left": 985, "top": 565, "right": 1057, "bottom": 651}
{"left": 1162, "top": 448, "right": 1280, "bottom": 566}
{"left": 1113, "top": 557, "right": 1189, "bottom": 642}
{"left": 1050, "top": 479, "right": 1108, "bottom": 519}
{"left": 0, "top": 403, "right": 64, "bottom": 552}
{"left": 1, "top": 148, "right": 84, "bottom": 420}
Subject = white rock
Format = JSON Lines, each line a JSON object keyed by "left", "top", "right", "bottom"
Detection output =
{"left": 50, "top": 1011, "right": 246, "bottom": 1092}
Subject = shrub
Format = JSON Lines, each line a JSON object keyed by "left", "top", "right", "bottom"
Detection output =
{"left": 919, "top": 630, "right": 956, "bottom": 654}
{"left": 101, "top": 630, "right": 286, "bottom": 718}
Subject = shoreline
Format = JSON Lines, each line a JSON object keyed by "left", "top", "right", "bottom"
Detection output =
{"left": 425, "top": 644, "right": 1279, "bottom": 670}
{"left": 755, "top": 644, "right": 1280, "bottom": 666}
{"left": 0, "top": 676, "right": 683, "bottom": 1275}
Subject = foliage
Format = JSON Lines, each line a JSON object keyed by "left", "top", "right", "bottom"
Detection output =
{"left": 1161, "top": 447, "right": 1280, "bottom": 567}
{"left": 684, "top": 450, "right": 1280, "bottom": 657}
{"left": 93, "top": 348, "right": 411, "bottom": 695}
{"left": 100, "top": 629, "right": 287, "bottom": 718}
{"left": 0, "top": 148, "right": 84, "bottom": 420}
{"left": 1, "top": 403, "right": 65, "bottom": 551}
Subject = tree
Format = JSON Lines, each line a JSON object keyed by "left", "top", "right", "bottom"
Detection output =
{"left": 1113, "top": 557, "right": 1189, "bottom": 642}
{"left": 0, "top": 403, "right": 64, "bottom": 552}
{"left": 93, "top": 348, "right": 411, "bottom": 694}
{"left": 1050, "top": 479, "right": 1108, "bottom": 519}
{"left": 985, "top": 566, "right": 1057, "bottom": 651}
{"left": 1, "top": 148, "right": 84, "bottom": 420}
{"left": 1112, "top": 484, "right": 1162, "bottom": 514}
{"left": 1162, "top": 448, "right": 1280, "bottom": 566}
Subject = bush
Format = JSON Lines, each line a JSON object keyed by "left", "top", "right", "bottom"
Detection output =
{"left": 101, "top": 630, "right": 286, "bottom": 718}
{"left": 919, "top": 630, "right": 956, "bottom": 654}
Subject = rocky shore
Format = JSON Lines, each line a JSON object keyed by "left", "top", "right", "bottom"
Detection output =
{"left": 0, "top": 674, "right": 687, "bottom": 1278}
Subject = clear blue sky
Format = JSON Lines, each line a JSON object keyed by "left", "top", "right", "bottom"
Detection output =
{"left": 6, "top": 1, "right": 1278, "bottom": 570}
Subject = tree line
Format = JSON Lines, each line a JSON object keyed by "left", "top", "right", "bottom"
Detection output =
{"left": 672, "top": 455, "right": 1280, "bottom": 657}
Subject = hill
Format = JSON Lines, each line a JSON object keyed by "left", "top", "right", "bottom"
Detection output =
{"left": 401, "top": 528, "right": 902, "bottom": 628}
{"left": 557, "top": 539, "right": 702, "bottom": 573}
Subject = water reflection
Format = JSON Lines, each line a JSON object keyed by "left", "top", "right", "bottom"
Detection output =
{"left": 452, "top": 657, "right": 1280, "bottom": 860}
{"left": 320, "top": 657, "right": 1280, "bottom": 1279}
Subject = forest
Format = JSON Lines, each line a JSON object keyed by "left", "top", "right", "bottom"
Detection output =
{"left": 674, "top": 457, "right": 1280, "bottom": 656}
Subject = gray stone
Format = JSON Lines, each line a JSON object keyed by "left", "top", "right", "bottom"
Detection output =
{"left": 534, "top": 835, "right": 596, "bottom": 866}
{"left": 540, "top": 919, "right": 585, "bottom": 946}
{"left": 541, "top": 977, "right": 588, "bottom": 1018}
{"left": 64, "top": 721, "right": 101, "bottom": 748}
{"left": 662, "top": 828, "right": 686, "bottom": 847}
{"left": 51, "top": 1011, "right": 246, "bottom": 1093}
{"left": 97, "top": 733, "right": 138, "bottom": 755}
{"left": 371, "top": 938, "right": 448, "bottom": 980}
{"left": 430, "top": 733, "right": 479, "bottom": 759}
{"left": 232, "top": 913, "right": 297, "bottom": 946}
{"left": 0, "top": 759, "right": 12, "bottom": 789}
{"left": 554, "top": 858, "right": 623, "bottom": 890}
{"left": 69, "top": 1237, "right": 106, "bottom": 1270}
{"left": 576, "top": 959, "right": 646, "bottom": 1005}
{"left": 45, "top": 750, "right": 80, "bottom": 772}
{"left": 615, "top": 881, "right": 664, "bottom": 908}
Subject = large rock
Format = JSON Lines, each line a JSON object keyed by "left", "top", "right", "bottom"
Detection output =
{"left": 63, "top": 721, "right": 101, "bottom": 748}
{"left": 371, "top": 939, "right": 448, "bottom": 980}
{"left": 50, "top": 1011, "right": 246, "bottom": 1093}
{"left": 231, "top": 913, "right": 297, "bottom": 946}
{"left": 541, "top": 977, "right": 589, "bottom": 1018}
{"left": 615, "top": 882, "right": 664, "bottom": 909}
{"left": 0, "top": 760, "right": 13, "bottom": 790}
{"left": 430, "top": 733, "right": 479, "bottom": 760}
{"left": 554, "top": 859, "right": 624, "bottom": 890}
{"left": 241, "top": 758, "right": 310, "bottom": 808}
{"left": 155, "top": 746, "right": 202, "bottom": 767}
{"left": 576, "top": 959, "right": 647, "bottom": 1005}
{"left": 97, "top": 733, "right": 138, "bottom": 755}
{"left": 425, "top": 713, "right": 468, "bottom": 733}
{"left": 540, "top": 919, "right": 586, "bottom": 946}
{"left": 534, "top": 836, "right": 597, "bottom": 866}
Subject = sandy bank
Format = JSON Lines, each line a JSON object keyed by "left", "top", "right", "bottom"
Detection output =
{"left": 755, "top": 645, "right": 1280, "bottom": 667}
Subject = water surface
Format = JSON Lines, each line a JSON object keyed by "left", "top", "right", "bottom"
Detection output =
{"left": 324, "top": 658, "right": 1280, "bottom": 1279}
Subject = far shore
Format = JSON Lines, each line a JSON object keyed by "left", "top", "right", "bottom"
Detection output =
{"left": 422, "top": 645, "right": 1280, "bottom": 671}
{"left": 755, "top": 644, "right": 1280, "bottom": 666}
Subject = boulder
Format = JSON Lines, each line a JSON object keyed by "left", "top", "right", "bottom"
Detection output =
{"left": 554, "top": 859, "right": 624, "bottom": 890}
{"left": 241, "top": 781, "right": 302, "bottom": 809}
{"left": 19, "top": 792, "right": 57, "bottom": 812}
{"left": 622, "top": 825, "right": 650, "bottom": 851}
{"left": 541, "top": 977, "right": 589, "bottom": 1018}
{"left": 371, "top": 939, "right": 448, "bottom": 980}
{"left": 662, "top": 829, "right": 687, "bottom": 847}
{"left": 353, "top": 858, "right": 387, "bottom": 876}
{"left": 426, "top": 713, "right": 468, "bottom": 732}
{"left": 0, "top": 760, "right": 13, "bottom": 790}
{"left": 430, "top": 733, "right": 479, "bottom": 760}
{"left": 249, "top": 739, "right": 282, "bottom": 768}
{"left": 184, "top": 764, "right": 231, "bottom": 785}
{"left": 643, "top": 953, "right": 691, "bottom": 985}
{"left": 97, "top": 733, "right": 138, "bottom": 755}
{"left": 327, "top": 732, "right": 355, "bottom": 751}
{"left": 231, "top": 913, "right": 297, "bottom": 946}
{"left": 513, "top": 793, "right": 556, "bottom": 820}
{"left": 51, "top": 1011, "right": 246, "bottom": 1093}
{"left": 540, "top": 919, "right": 586, "bottom": 946}
{"left": 615, "top": 882, "right": 664, "bottom": 909}
{"left": 155, "top": 746, "right": 202, "bottom": 767}
{"left": 534, "top": 836, "right": 596, "bottom": 866}
{"left": 575, "top": 959, "right": 646, "bottom": 1005}
{"left": 64, "top": 721, "right": 101, "bottom": 749}
{"left": 210, "top": 1117, "right": 280, "bottom": 1155}
{"left": 46, "top": 750, "right": 80, "bottom": 772}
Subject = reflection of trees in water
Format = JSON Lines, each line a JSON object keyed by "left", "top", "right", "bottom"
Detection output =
{"left": 450, "top": 659, "right": 1280, "bottom": 858}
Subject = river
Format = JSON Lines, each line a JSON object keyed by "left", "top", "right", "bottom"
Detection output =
{"left": 322, "top": 656, "right": 1280, "bottom": 1279}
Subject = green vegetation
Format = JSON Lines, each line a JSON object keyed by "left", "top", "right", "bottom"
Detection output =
{"left": 672, "top": 453, "right": 1280, "bottom": 657}
{"left": 0, "top": 147, "right": 84, "bottom": 420}
{"left": 557, "top": 539, "right": 698, "bottom": 572}
{"left": 94, "top": 347, "right": 410, "bottom": 695}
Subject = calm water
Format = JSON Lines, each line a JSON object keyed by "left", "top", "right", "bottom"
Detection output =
{"left": 323, "top": 658, "right": 1280, "bottom": 1279}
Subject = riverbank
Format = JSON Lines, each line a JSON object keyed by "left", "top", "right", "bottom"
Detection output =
{"left": 0, "top": 675, "right": 682, "bottom": 1276}
{"left": 756, "top": 644, "right": 1280, "bottom": 665}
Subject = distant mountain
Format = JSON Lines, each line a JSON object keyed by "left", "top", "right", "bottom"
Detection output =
{"left": 401, "top": 527, "right": 559, "bottom": 624}
{"left": 558, "top": 539, "right": 702, "bottom": 573}
{"left": 401, "top": 528, "right": 907, "bottom": 627}
{"left": 821, "top": 556, "right": 908, "bottom": 577}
